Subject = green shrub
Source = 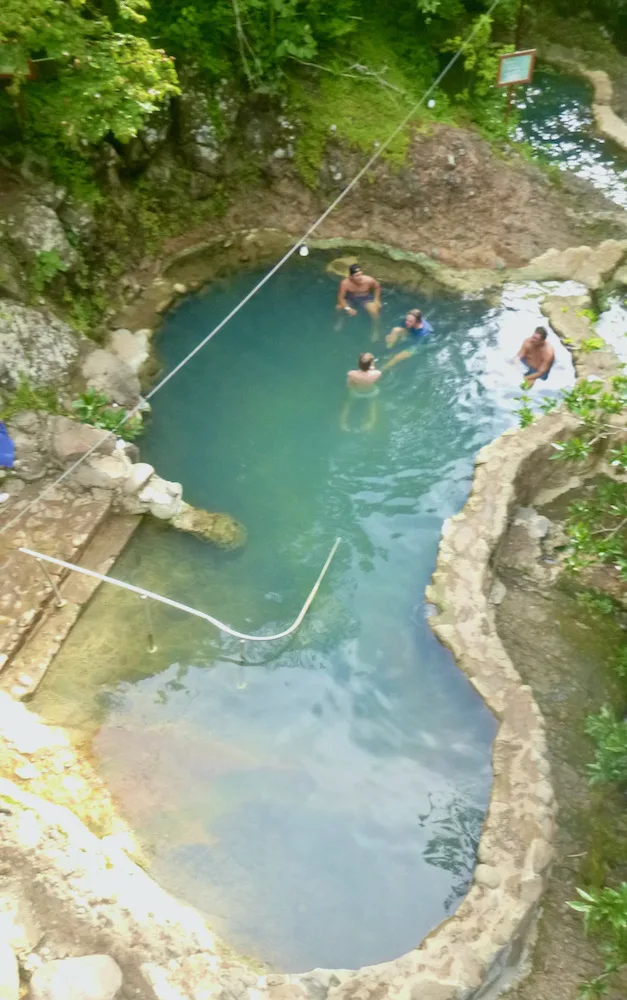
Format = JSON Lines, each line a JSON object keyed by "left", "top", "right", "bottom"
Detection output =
{"left": 585, "top": 707, "right": 627, "bottom": 787}
{"left": 71, "top": 388, "right": 143, "bottom": 441}
{"left": 0, "top": 373, "right": 60, "bottom": 421}
{"left": 569, "top": 883, "right": 627, "bottom": 997}
{"left": 30, "top": 250, "right": 68, "bottom": 295}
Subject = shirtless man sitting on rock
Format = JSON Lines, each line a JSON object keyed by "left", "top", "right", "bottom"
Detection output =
{"left": 517, "top": 326, "right": 555, "bottom": 387}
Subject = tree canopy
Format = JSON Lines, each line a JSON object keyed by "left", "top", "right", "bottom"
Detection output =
{"left": 1, "top": 0, "right": 625, "bottom": 154}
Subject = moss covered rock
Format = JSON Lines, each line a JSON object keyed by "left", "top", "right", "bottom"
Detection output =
{"left": 170, "top": 502, "right": 247, "bottom": 549}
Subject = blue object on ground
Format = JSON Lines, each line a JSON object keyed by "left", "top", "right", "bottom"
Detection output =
{"left": 0, "top": 421, "right": 15, "bottom": 468}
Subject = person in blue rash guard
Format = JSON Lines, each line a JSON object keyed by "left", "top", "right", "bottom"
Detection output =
{"left": 0, "top": 421, "right": 15, "bottom": 470}
{"left": 382, "top": 309, "right": 433, "bottom": 370}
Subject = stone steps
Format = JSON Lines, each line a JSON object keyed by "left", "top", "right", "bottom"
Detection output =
{"left": 0, "top": 510, "right": 139, "bottom": 700}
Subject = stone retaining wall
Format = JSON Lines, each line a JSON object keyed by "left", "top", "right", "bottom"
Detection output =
{"left": 541, "top": 44, "right": 627, "bottom": 154}
{"left": 3, "top": 248, "right": 627, "bottom": 1000}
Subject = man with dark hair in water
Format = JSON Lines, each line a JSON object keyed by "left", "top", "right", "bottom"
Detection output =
{"left": 517, "top": 326, "right": 555, "bottom": 386}
{"left": 336, "top": 264, "right": 382, "bottom": 335}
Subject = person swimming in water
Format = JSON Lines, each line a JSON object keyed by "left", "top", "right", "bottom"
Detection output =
{"left": 516, "top": 326, "right": 555, "bottom": 387}
{"left": 382, "top": 309, "right": 433, "bottom": 370}
{"left": 336, "top": 264, "right": 382, "bottom": 339}
{"left": 340, "top": 352, "right": 382, "bottom": 432}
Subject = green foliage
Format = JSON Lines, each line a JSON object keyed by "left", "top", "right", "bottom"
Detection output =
{"left": 514, "top": 391, "right": 535, "bottom": 428}
{"left": 290, "top": 24, "right": 444, "bottom": 186}
{"left": 610, "top": 646, "right": 627, "bottom": 681}
{"left": 562, "top": 480, "right": 627, "bottom": 578}
{"left": 569, "top": 883, "right": 627, "bottom": 997}
{"left": 575, "top": 589, "right": 618, "bottom": 618}
{"left": 2, "top": 0, "right": 179, "bottom": 149}
{"left": 546, "top": 376, "right": 627, "bottom": 579}
{"left": 586, "top": 707, "right": 627, "bottom": 787}
{"left": 71, "top": 388, "right": 143, "bottom": 440}
{"left": 581, "top": 337, "right": 606, "bottom": 353}
{"left": 30, "top": 249, "right": 68, "bottom": 295}
{"left": 0, "top": 378, "right": 142, "bottom": 441}
{"left": 148, "top": 0, "right": 358, "bottom": 87}
{"left": 0, "top": 374, "right": 60, "bottom": 421}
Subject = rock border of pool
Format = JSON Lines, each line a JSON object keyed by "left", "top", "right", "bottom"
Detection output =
{"left": 540, "top": 44, "right": 627, "bottom": 155}
{"left": 2, "top": 240, "right": 627, "bottom": 1000}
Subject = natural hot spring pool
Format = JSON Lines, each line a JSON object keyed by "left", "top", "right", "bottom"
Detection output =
{"left": 32, "top": 257, "right": 574, "bottom": 972}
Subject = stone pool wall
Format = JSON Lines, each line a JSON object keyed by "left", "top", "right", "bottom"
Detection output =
{"left": 541, "top": 44, "right": 627, "bottom": 154}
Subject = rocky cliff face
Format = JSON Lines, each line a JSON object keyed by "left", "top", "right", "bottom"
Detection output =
{"left": 1, "top": 80, "right": 626, "bottom": 348}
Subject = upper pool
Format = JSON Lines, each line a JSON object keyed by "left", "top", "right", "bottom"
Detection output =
{"left": 32, "top": 257, "right": 574, "bottom": 972}
{"left": 516, "top": 69, "right": 627, "bottom": 208}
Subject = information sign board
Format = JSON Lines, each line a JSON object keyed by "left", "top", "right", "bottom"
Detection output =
{"left": 496, "top": 49, "right": 536, "bottom": 88}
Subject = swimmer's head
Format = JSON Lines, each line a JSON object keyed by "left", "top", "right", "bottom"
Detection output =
{"left": 406, "top": 309, "right": 422, "bottom": 327}
{"left": 532, "top": 326, "right": 548, "bottom": 343}
{"left": 349, "top": 264, "right": 363, "bottom": 277}
{"left": 358, "top": 352, "right": 375, "bottom": 371}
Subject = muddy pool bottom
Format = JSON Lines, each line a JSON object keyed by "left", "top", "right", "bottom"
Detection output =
{"left": 32, "top": 256, "right": 575, "bottom": 973}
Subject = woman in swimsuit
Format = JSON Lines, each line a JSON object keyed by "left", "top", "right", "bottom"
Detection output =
{"left": 340, "top": 352, "right": 382, "bottom": 432}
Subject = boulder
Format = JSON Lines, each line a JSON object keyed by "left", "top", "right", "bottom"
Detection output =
{"left": 0, "top": 939, "right": 18, "bottom": 1000}
{"left": 58, "top": 199, "right": 96, "bottom": 242}
{"left": 28, "top": 954, "right": 122, "bottom": 1000}
{"left": 171, "top": 502, "right": 247, "bottom": 549}
{"left": 521, "top": 240, "right": 627, "bottom": 289}
{"left": 0, "top": 303, "right": 81, "bottom": 391}
{"left": 122, "top": 462, "right": 155, "bottom": 495}
{"left": 138, "top": 475, "right": 184, "bottom": 519}
{"left": 80, "top": 349, "right": 141, "bottom": 408}
{"left": 0, "top": 895, "right": 43, "bottom": 958}
{"left": 178, "top": 89, "right": 222, "bottom": 175}
{"left": 6, "top": 411, "right": 51, "bottom": 481}
{"left": 118, "top": 106, "right": 171, "bottom": 171}
{"left": 72, "top": 454, "right": 131, "bottom": 491}
{"left": 0, "top": 245, "right": 25, "bottom": 300}
{"left": 0, "top": 191, "right": 77, "bottom": 270}
{"left": 50, "top": 416, "right": 116, "bottom": 465}
{"left": 115, "top": 438, "right": 140, "bottom": 464}
{"left": 106, "top": 329, "right": 150, "bottom": 376}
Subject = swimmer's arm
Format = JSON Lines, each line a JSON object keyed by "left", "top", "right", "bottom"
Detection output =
{"left": 381, "top": 351, "right": 412, "bottom": 371}
{"left": 516, "top": 338, "right": 531, "bottom": 362}
{"left": 372, "top": 279, "right": 382, "bottom": 306}
{"left": 337, "top": 279, "right": 356, "bottom": 315}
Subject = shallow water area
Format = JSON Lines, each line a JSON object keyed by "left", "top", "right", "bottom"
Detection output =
{"left": 32, "top": 256, "right": 574, "bottom": 972}
{"left": 516, "top": 69, "right": 627, "bottom": 208}
{"left": 596, "top": 294, "right": 627, "bottom": 363}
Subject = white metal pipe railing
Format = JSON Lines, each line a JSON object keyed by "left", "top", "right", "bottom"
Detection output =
{"left": 19, "top": 539, "right": 342, "bottom": 643}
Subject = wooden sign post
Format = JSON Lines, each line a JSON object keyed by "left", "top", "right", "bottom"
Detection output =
{"left": 496, "top": 49, "right": 537, "bottom": 123}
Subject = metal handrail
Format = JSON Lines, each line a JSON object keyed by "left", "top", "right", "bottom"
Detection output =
{"left": 19, "top": 539, "right": 342, "bottom": 643}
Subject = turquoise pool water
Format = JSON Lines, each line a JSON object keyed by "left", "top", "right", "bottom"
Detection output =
{"left": 516, "top": 69, "right": 627, "bottom": 208}
{"left": 32, "top": 258, "right": 574, "bottom": 972}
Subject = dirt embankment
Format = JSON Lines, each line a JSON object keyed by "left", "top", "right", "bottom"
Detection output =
{"left": 160, "top": 122, "right": 627, "bottom": 274}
